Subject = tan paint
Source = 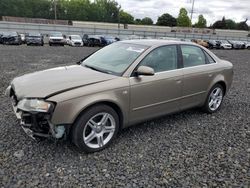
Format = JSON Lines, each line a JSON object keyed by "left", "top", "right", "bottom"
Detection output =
{"left": 9, "top": 40, "right": 234, "bottom": 129}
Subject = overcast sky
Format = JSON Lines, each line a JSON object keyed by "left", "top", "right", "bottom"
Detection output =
{"left": 116, "top": 0, "right": 250, "bottom": 25}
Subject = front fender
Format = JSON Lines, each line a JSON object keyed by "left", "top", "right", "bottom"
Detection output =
{"left": 48, "top": 78, "right": 130, "bottom": 126}
{"left": 50, "top": 90, "right": 129, "bottom": 126}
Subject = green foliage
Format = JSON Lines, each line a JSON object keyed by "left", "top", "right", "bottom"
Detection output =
{"left": 225, "top": 19, "right": 237, "bottom": 29}
{"left": 141, "top": 17, "right": 153, "bottom": 25}
{"left": 119, "top": 10, "right": 134, "bottom": 24}
{"left": 177, "top": 8, "right": 191, "bottom": 27}
{"left": 156, "top": 13, "right": 177, "bottom": 26}
{"left": 134, "top": 18, "right": 142, "bottom": 24}
{"left": 194, "top": 14, "right": 207, "bottom": 28}
{"left": 212, "top": 17, "right": 249, "bottom": 30}
{"left": 0, "top": 0, "right": 128, "bottom": 23}
{"left": 0, "top": 0, "right": 53, "bottom": 19}
{"left": 237, "top": 19, "right": 249, "bottom": 31}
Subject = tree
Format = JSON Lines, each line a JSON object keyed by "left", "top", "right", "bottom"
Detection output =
{"left": 177, "top": 8, "right": 191, "bottom": 27}
{"left": 194, "top": 14, "right": 207, "bottom": 28}
{"left": 134, "top": 18, "right": 142, "bottom": 25}
{"left": 156, "top": 13, "right": 177, "bottom": 26}
{"left": 119, "top": 10, "right": 134, "bottom": 24}
{"left": 141, "top": 17, "right": 153, "bottom": 25}
{"left": 212, "top": 16, "right": 226, "bottom": 29}
{"left": 237, "top": 19, "right": 249, "bottom": 31}
{"left": 225, "top": 19, "right": 237, "bottom": 29}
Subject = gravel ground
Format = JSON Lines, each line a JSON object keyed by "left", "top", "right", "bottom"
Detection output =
{"left": 0, "top": 45, "right": 249, "bottom": 187}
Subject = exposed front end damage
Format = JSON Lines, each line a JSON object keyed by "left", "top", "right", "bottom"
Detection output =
{"left": 6, "top": 86, "right": 66, "bottom": 140}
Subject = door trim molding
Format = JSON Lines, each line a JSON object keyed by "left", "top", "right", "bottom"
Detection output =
{"left": 132, "top": 91, "right": 206, "bottom": 111}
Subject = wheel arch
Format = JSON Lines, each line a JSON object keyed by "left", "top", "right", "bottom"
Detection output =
{"left": 72, "top": 100, "right": 124, "bottom": 131}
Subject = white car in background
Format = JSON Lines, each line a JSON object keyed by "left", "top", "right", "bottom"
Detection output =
{"left": 69, "top": 35, "right": 83, "bottom": 47}
{"left": 244, "top": 41, "right": 250, "bottom": 50}
{"left": 49, "top": 32, "right": 65, "bottom": 46}
{"left": 217, "top": 40, "right": 232, "bottom": 49}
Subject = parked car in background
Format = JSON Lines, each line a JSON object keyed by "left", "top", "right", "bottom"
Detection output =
{"left": 102, "top": 36, "right": 117, "bottom": 45}
{"left": 192, "top": 39, "right": 209, "bottom": 48}
{"left": 68, "top": 35, "right": 83, "bottom": 47}
{"left": 87, "top": 35, "right": 106, "bottom": 47}
{"left": 0, "top": 33, "right": 3, "bottom": 44}
{"left": 6, "top": 40, "right": 233, "bottom": 153}
{"left": 65, "top": 35, "right": 71, "bottom": 45}
{"left": 26, "top": 33, "right": 44, "bottom": 46}
{"left": 1, "top": 32, "right": 22, "bottom": 45}
{"left": 19, "top": 33, "right": 26, "bottom": 44}
{"left": 49, "top": 32, "right": 65, "bottom": 46}
{"left": 236, "top": 41, "right": 246, "bottom": 49}
{"left": 244, "top": 41, "right": 250, "bottom": 49}
{"left": 82, "top": 34, "right": 89, "bottom": 46}
{"left": 216, "top": 40, "right": 232, "bottom": 49}
{"left": 207, "top": 40, "right": 220, "bottom": 49}
{"left": 227, "top": 40, "right": 242, "bottom": 49}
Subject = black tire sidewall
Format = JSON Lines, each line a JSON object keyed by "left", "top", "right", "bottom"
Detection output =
{"left": 203, "top": 84, "right": 224, "bottom": 113}
{"left": 72, "top": 105, "right": 119, "bottom": 153}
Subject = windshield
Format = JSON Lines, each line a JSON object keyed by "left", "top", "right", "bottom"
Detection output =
{"left": 82, "top": 42, "right": 148, "bottom": 75}
{"left": 50, "top": 33, "right": 63, "bottom": 37}
{"left": 71, "top": 35, "right": 81, "bottom": 40}
{"left": 28, "top": 33, "right": 41, "bottom": 37}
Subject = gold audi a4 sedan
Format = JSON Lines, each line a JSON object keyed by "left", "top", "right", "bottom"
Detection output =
{"left": 6, "top": 40, "right": 233, "bottom": 152}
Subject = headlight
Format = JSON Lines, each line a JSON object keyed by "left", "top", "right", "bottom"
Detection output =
{"left": 17, "top": 99, "right": 53, "bottom": 112}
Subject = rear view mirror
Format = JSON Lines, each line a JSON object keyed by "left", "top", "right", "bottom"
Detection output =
{"left": 136, "top": 66, "right": 155, "bottom": 76}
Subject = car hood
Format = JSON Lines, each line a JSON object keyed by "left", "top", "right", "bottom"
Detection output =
{"left": 11, "top": 65, "right": 117, "bottom": 100}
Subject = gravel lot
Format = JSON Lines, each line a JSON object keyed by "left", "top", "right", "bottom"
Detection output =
{"left": 0, "top": 45, "right": 249, "bottom": 187}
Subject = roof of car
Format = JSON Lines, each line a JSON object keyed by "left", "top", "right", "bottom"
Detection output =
{"left": 120, "top": 39, "right": 196, "bottom": 47}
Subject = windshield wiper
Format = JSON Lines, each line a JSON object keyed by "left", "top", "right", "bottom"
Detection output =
{"left": 84, "top": 64, "right": 112, "bottom": 74}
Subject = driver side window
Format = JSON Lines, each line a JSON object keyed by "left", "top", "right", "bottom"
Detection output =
{"left": 139, "top": 45, "right": 178, "bottom": 73}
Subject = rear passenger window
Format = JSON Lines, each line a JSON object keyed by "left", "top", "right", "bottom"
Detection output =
{"left": 204, "top": 51, "right": 216, "bottom": 64}
{"left": 139, "top": 45, "right": 178, "bottom": 73}
{"left": 181, "top": 45, "right": 206, "bottom": 67}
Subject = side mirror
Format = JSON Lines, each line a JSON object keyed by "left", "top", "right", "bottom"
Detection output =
{"left": 136, "top": 66, "right": 155, "bottom": 76}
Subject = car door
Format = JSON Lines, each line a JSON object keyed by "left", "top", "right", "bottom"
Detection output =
{"left": 180, "top": 45, "right": 216, "bottom": 110}
{"left": 129, "top": 45, "right": 183, "bottom": 124}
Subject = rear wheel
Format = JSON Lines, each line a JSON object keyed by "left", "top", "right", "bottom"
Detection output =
{"left": 202, "top": 84, "right": 224, "bottom": 113}
{"left": 71, "top": 105, "right": 119, "bottom": 153}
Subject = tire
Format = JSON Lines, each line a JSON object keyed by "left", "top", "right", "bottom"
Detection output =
{"left": 202, "top": 84, "right": 224, "bottom": 113}
{"left": 71, "top": 105, "right": 119, "bottom": 153}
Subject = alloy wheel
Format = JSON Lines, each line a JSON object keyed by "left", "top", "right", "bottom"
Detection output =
{"left": 83, "top": 112, "right": 116, "bottom": 149}
{"left": 208, "top": 87, "right": 223, "bottom": 111}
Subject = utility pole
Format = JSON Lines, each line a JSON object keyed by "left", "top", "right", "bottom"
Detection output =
{"left": 54, "top": 0, "right": 57, "bottom": 20}
{"left": 118, "top": 5, "right": 121, "bottom": 29}
{"left": 190, "top": 0, "right": 195, "bottom": 23}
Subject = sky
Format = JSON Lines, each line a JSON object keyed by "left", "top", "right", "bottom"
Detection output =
{"left": 115, "top": 0, "right": 250, "bottom": 26}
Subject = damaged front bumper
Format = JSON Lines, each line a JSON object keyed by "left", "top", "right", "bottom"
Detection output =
{"left": 6, "top": 86, "right": 66, "bottom": 140}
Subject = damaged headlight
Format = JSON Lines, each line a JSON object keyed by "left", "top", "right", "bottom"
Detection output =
{"left": 17, "top": 99, "right": 54, "bottom": 113}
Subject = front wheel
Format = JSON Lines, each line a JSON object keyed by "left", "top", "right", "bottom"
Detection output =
{"left": 71, "top": 105, "right": 119, "bottom": 153}
{"left": 202, "top": 84, "right": 224, "bottom": 113}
